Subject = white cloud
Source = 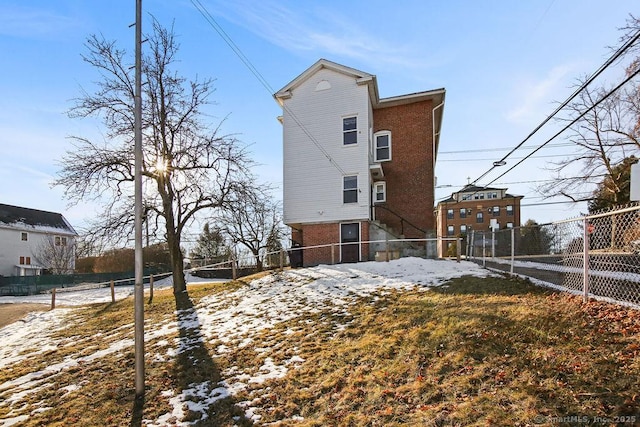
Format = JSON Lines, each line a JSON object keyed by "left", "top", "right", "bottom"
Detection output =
{"left": 505, "top": 63, "right": 575, "bottom": 124}
{"left": 0, "top": 5, "right": 81, "bottom": 39}
{"left": 207, "top": 0, "right": 435, "bottom": 71}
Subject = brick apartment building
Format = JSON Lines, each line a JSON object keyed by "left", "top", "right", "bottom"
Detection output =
{"left": 274, "top": 59, "right": 445, "bottom": 266}
{"left": 435, "top": 185, "right": 523, "bottom": 257}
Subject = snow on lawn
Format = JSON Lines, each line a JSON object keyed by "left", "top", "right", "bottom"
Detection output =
{"left": 0, "top": 258, "right": 494, "bottom": 425}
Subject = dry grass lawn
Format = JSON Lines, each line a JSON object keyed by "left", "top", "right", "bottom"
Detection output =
{"left": 1, "top": 275, "right": 639, "bottom": 426}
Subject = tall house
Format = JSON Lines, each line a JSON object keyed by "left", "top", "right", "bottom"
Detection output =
{"left": 275, "top": 59, "right": 445, "bottom": 266}
{"left": 435, "top": 185, "right": 523, "bottom": 256}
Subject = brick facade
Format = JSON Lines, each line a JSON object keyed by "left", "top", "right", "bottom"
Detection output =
{"left": 372, "top": 100, "right": 436, "bottom": 239}
{"left": 291, "top": 221, "right": 370, "bottom": 266}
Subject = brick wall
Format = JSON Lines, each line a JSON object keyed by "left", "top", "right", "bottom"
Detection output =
{"left": 373, "top": 100, "right": 435, "bottom": 239}
{"left": 290, "top": 221, "right": 370, "bottom": 266}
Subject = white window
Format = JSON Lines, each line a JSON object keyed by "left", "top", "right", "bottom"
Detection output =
{"left": 489, "top": 192, "right": 498, "bottom": 199}
{"left": 492, "top": 206, "right": 500, "bottom": 216}
{"left": 460, "top": 224, "right": 467, "bottom": 234}
{"left": 21, "top": 232, "right": 28, "bottom": 241}
{"left": 343, "top": 175, "right": 358, "bottom": 203}
{"left": 474, "top": 193, "right": 485, "bottom": 200}
{"left": 343, "top": 116, "right": 357, "bottom": 145}
{"left": 373, "top": 131, "right": 391, "bottom": 161}
{"left": 506, "top": 205, "right": 514, "bottom": 216}
{"left": 447, "top": 225, "right": 454, "bottom": 236}
{"left": 506, "top": 222, "right": 514, "bottom": 228}
{"left": 374, "top": 182, "right": 386, "bottom": 203}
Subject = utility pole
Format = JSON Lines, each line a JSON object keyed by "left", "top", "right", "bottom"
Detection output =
{"left": 134, "top": 0, "right": 145, "bottom": 398}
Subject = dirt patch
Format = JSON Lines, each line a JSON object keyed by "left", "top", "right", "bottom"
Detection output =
{"left": 0, "top": 303, "right": 49, "bottom": 328}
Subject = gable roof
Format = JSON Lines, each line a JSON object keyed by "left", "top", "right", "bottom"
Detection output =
{"left": 0, "top": 204, "right": 77, "bottom": 235}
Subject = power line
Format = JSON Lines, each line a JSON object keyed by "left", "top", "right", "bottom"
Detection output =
{"left": 439, "top": 142, "right": 574, "bottom": 155}
{"left": 190, "top": 0, "right": 347, "bottom": 175}
{"left": 471, "top": 27, "right": 640, "bottom": 184}
{"left": 439, "top": 153, "right": 578, "bottom": 162}
{"left": 484, "top": 65, "right": 640, "bottom": 188}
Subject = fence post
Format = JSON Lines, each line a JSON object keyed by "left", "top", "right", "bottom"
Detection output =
{"left": 456, "top": 237, "right": 461, "bottom": 262}
{"left": 482, "top": 233, "right": 486, "bottom": 267}
{"left": 469, "top": 231, "right": 475, "bottom": 260}
{"left": 583, "top": 217, "right": 590, "bottom": 302}
{"left": 51, "top": 288, "right": 56, "bottom": 310}
{"left": 110, "top": 280, "right": 115, "bottom": 303}
{"left": 280, "top": 249, "right": 284, "bottom": 270}
{"left": 148, "top": 275, "right": 154, "bottom": 304}
{"left": 385, "top": 234, "right": 390, "bottom": 262}
{"left": 231, "top": 256, "right": 237, "bottom": 280}
{"left": 491, "top": 229, "right": 495, "bottom": 259}
{"left": 510, "top": 227, "right": 515, "bottom": 275}
{"left": 331, "top": 244, "right": 335, "bottom": 265}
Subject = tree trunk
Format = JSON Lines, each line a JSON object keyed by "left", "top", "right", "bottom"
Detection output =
{"left": 165, "top": 207, "right": 186, "bottom": 294}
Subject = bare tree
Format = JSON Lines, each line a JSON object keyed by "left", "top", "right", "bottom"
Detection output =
{"left": 54, "top": 19, "right": 253, "bottom": 294}
{"left": 217, "top": 189, "right": 284, "bottom": 271}
{"left": 33, "top": 236, "right": 76, "bottom": 275}
{"left": 538, "top": 16, "right": 640, "bottom": 203}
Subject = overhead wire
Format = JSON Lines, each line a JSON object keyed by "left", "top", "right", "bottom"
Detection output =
{"left": 471, "top": 27, "right": 640, "bottom": 184}
{"left": 190, "top": 0, "right": 347, "bottom": 175}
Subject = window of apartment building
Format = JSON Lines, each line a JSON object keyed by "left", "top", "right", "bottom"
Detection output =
{"left": 459, "top": 208, "right": 467, "bottom": 219}
{"left": 374, "top": 182, "right": 386, "bottom": 203}
{"left": 488, "top": 192, "right": 498, "bottom": 199}
{"left": 343, "top": 116, "right": 357, "bottom": 145}
{"left": 506, "top": 205, "right": 514, "bottom": 216}
{"left": 447, "top": 225, "right": 454, "bottom": 236}
{"left": 55, "top": 236, "right": 68, "bottom": 246}
{"left": 374, "top": 131, "right": 391, "bottom": 161}
{"left": 474, "top": 193, "right": 485, "bottom": 200}
{"left": 476, "top": 212, "right": 484, "bottom": 223}
{"left": 19, "top": 256, "right": 31, "bottom": 265}
{"left": 460, "top": 224, "right": 467, "bottom": 235}
{"left": 506, "top": 222, "right": 514, "bottom": 228}
{"left": 447, "top": 209, "right": 454, "bottom": 220}
{"left": 343, "top": 175, "right": 358, "bottom": 203}
{"left": 21, "top": 232, "right": 28, "bottom": 241}
{"left": 492, "top": 206, "right": 500, "bottom": 216}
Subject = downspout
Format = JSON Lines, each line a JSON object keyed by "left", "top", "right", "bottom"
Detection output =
{"left": 432, "top": 101, "right": 444, "bottom": 256}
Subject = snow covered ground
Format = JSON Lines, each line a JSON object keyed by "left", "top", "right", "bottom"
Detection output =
{"left": 0, "top": 258, "right": 495, "bottom": 426}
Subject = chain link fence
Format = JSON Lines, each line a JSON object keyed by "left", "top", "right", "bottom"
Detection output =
{"left": 467, "top": 203, "right": 640, "bottom": 307}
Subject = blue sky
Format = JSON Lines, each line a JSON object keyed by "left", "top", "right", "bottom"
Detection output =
{"left": 0, "top": 0, "right": 636, "bottom": 234}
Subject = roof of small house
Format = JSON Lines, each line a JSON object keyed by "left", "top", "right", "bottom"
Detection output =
{"left": 0, "top": 204, "right": 78, "bottom": 235}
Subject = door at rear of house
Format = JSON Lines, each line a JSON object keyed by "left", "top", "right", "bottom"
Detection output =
{"left": 340, "top": 223, "right": 360, "bottom": 263}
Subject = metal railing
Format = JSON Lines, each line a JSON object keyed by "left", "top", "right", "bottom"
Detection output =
{"left": 467, "top": 203, "right": 640, "bottom": 308}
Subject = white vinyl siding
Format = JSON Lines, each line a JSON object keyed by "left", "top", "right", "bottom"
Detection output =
{"left": 282, "top": 68, "right": 371, "bottom": 224}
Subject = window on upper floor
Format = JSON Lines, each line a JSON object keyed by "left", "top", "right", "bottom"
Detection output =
{"left": 460, "top": 224, "right": 467, "bottom": 235}
{"left": 447, "top": 225, "right": 454, "bottom": 236}
{"left": 506, "top": 205, "right": 514, "bottom": 216}
{"left": 374, "top": 131, "right": 391, "bottom": 161}
{"left": 447, "top": 209, "right": 454, "bottom": 220}
{"left": 488, "top": 192, "right": 498, "bottom": 199}
{"left": 492, "top": 206, "right": 500, "bottom": 216}
{"left": 506, "top": 222, "right": 514, "bottom": 228}
{"left": 374, "top": 181, "right": 386, "bottom": 203}
{"left": 461, "top": 194, "right": 471, "bottom": 200}
{"left": 343, "top": 175, "right": 358, "bottom": 203}
{"left": 476, "top": 212, "right": 484, "bottom": 223}
{"left": 343, "top": 116, "right": 357, "bottom": 145}
{"left": 459, "top": 208, "right": 467, "bottom": 219}
{"left": 21, "top": 232, "right": 28, "bottom": 241}
{"left": 474, "top": 193, "right": 485, "bottom": 200}
{"left": 55, "top": 236, "right": 68, "bottom": 246}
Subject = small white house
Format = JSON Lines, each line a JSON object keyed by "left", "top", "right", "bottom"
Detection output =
{"left": 0, "top": 204, "right": 78, "bottom": 277}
